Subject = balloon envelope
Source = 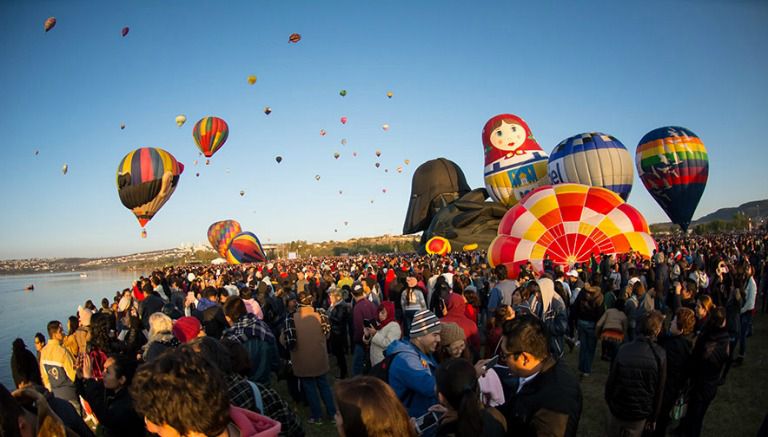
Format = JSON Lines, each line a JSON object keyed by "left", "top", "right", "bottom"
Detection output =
{"left": 192, "top": 116, "right": 229, "bottom": 158}
{"left": 548, "top": 132, "right": 634, "bottom": 200}
{"left": 636, "top": 126, "right": 708, "bottom": 231}
{"left": 426, "top": 236, "right": 451, "bottom": 255}
{"left": 121, "top": 27, "right": 129, "bottom": 37}
{"left": 226, "top": 232, "right": 267, "bottom": 265}
{"left": 488, "top": 183, "right": 656, "bottom": 279}
{"left": 44, "top": 17, "right": 56, "bottom": 32}
{"left": 207, "top": 220, "right": 242, "bottom": 258}
{"left": 247, "top": 75, "right": 257, "bottom": 85}
{"left": 275, "top": 156, "right": 282, "bottom": 163}
{"left": 116, "top": 148, "right": 184, "bottom": 228}
{"left": 340, "top": 116, "right": 347, "bottom": 124}
{"left": 289, "top": 33, "right": 301, "bottom": 43}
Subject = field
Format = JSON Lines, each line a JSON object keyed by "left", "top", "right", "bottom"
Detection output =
{"left": 276, "top": 312, "right": 768, "bottom": 436}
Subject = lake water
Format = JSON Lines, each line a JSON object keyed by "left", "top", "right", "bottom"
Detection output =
{"left": 0, "top": 269, "right": 144, "bottom": 387}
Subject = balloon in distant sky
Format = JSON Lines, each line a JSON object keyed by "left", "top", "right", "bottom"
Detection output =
{"left": 548, "top": 132, "right": 634, "bottom": 200}
{"left": 116, "top": 147, "right": 184, "bottom": 234}
{"left": 120, "top": 123, "right": 125, "bottom": 130}
{"left": 375, "top": 162, "right": 380, "bottom": 168}
{"left": 404, "top": 159, "right": 410, "bottom": 165}
{"left": 339, "top": 90, "right": 347, "bottom": 97}
{"left": 339, "top": 190, "right": 343, "bottom": 195}
{"left": 341, "top": 138, "right": 347, "bottom": 146}
{"left": 397, "top": 166, "right": 403, "bottom": 173}
{"left": 334, "top": 152, "right": 340, "bottom": 159}
{"left": 62, "top": 164, "right": 68, "bottom": 175}
{"left": 382, "top": 124, "right": 390, "bottom": 131}
{"left": 239, "top": 190, "right": 245, "bottom": 197}
{"left": 636, "top": 126, "right": 709, "bottom": 231}
{"left": 482, "top": 113, "right": 550, "bottom": 208}
{"left": 352, "top": 152, "right": 357, "bottom": 157}
{"left": 34, "top": 150, "right": 39, "bottom": 156}
{"left": 195, "top": 172, "right": 199, "bottom": 177}
{"left": 192, "top": 116, "right": 229, "bottom": 158}
{"left": 275, "top": 156, "right": 282, "bottom": 163}
{"left": 247, "top": 75, "right": 257, "bottom": 85}
{"left": 320, "top": 129, "right": 327, "bottom": 136}
{"left": 382, "top": 188, "right": 387, "bottom": 193}
{"left": 175, "top": 115, "right": 187, "bottom": 127}
{"left": 488, "top": 184, "right": 656, "bottom": 279}
{"left": 288, "top": 33, "right": 301, "bottom": 43}
{"left": 193, "top": 160, "right": 198, "bottom": 166}
{"left": 387, "top": 91, "right": 393, "bottom": 98}
{"left": 340, "top": 116, "right": 347, "bottom": 125}
{"left": 315, "top": 174, "right": 321, "bottom": 181}
{"left": 121, "top": 27, "right": 129, "bottom": 37}
{"left": 375, "top": 150, "right": 381, "bottom": 157}
{"left": 205, "top": 159, "right": 210, "bottom": 165}
{"left": 344, "top": 221, "right": 348, "bottom": 226}
{"left": 264, "top": 106, "right": 272, "bottom": 115}
{"left": 385, "top": 169, "right": 389, "bottom": 173}
{"left": 207, "top": 220, "right": 242, "bottom": 258}
{"left": 44, "top": 17, "right": 56, "bottom": 32}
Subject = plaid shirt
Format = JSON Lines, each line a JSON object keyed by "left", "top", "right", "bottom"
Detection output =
{"left": 225, "top": 374, "right": 305, "bottom": 437}
{"left": 284, "top": 305, "right": 330, "bottom": 351}
{"left": 223, "top": 313, "right": 275, "bottom": 344}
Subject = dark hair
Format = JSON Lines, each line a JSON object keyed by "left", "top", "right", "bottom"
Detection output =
{"left": 333, "top": 376, "right": 416, "bottom": 437}
{"left": 435, "top": 359, "right": 483, "bottom": 436}
{"left": 184, "top": 337, "right": 233, "bottom": 374}
{"left": 216, "top": 288, "right": 229, "bottom": 301}
{"left": 12, "top": 338, "right": 26, "bottom": 354}
{"left": 101, "top": 298, "right": 110, "bottom": 309}
{"left": 89, "top": 312, "right": 115, "bottom": 353}
{"left": 221, "top": 338, "right": 252, "bottom": 377}
{"left": 639, "top": 310, "right": 664, "bottom": 337}
{"left": 298, "top": 291, "right": 314, "bottom": 306}
{"left": 34, "top": 333, "right": 45, "bottom": 345}
{"left": 675, "top": 308, "right": 696, "bottom": 335}
{"left": 223, "top": 296, "right": 247, "bottom": 322}
{"left": 110, "top": 355, "right": 139, "bottom": 387}
{"left": 47, "top": 320, "right": 62, "bottom": 338}
{"left": 67, "top": 315, "right": 79, "bottom": 333}
{"left": 131, "top": 350, "right": 230, "bottom": 436}
{"left": 351, "top": 285, "right": 364, "bottom": 298}
{"left": 85, "top": 300, "right": 97, "bottom": 311}
{"left": 0, "top": 383, "right": 22, "bottom": 437}
{"left": 239, "top": 286, "right": 253, "bottom": 300}
{"left": 364, "top": 277, "right": 377, "bottom": 290}
{"left": 501, "top": 314, "right": 549, "bottom": 360}
{"left": 203, "top": 286, "right": 218, "bottom": 299}
{"left": 589, "top": 273, "right": 602, "bottom": 287}
{"left": 494, "top": 265, "right": 508, "bottom": 280}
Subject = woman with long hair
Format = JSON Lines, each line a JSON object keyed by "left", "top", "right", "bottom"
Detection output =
{"left": 333, "top": 376, "right": 416, "bottom": 437}
{"left": 434, "top": 358, "right": 506, "bottom": 436}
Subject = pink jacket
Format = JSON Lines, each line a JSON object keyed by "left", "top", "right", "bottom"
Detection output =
{"left": 229, "top": 406, "right": 281, "bottom": 437}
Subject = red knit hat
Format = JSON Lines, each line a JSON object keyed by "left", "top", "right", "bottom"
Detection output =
{"left": 172, "top": 316, "right": 201, "bottom": 344}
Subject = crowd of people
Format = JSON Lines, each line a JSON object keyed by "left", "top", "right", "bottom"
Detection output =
{"left": 3, "top": 230, "right": 767, "bottom": 437}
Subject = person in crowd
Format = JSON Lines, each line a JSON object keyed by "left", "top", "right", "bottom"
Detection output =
{"left": 528, "top": 278, "right": 568, "bottom": 359}
{"left": 441, "top": 292, "right": 480, "bottom": 358}
{"left": 694, "top": 294, "right": 715, "bottom": 335}
{"left": 193, "top": 286, "right": 229, "bottom": 339}
{"left": 385, "top": 309, "right": 442, "bottom": 418}
{"left": 33, "top": 332, "right": 46, "bottom": 362}
{"left": 120, "top": 312, "right": 147, "bottom": 358}
{"left": 222, "top": 296, "right": 279, "bottom": 386}
{"left": 63, "top": 314, "right": 86, "bottom": 363}
{"left": 11, "top": 338, "right": 43, "bottom": 388}
{"left": 433, "top": 322, "right": 468, "bottom": 363}
{"left": 596, "top": 299, "right": 628, "bottom": 362}
{"left": 130, "top": 349, "right": 281, "bottom": 436}
{"left": 364, "top": 301, "right": 402, "bottom": 367}
{"left": 485, "top": 305, "right": 514, "bottom": 358}
{"left": 328, "top": 288, "right": 352, "bottom": 378}
{"left": 604, "top": 311, "right": 666, "bottom": 437}
{"left": 571, "top": 274, "right": 605, "bottom": 377}
{"left": 678, "top": 307, "right": 730, "bottom": 437}
{"left": 281, "top": 292, "right": 336, "bottom": 425}
{"left": 172, "top": 315, "right": 204, "bottom": 344}
{"left": 80, "top": 354, "right": 144, "bottom": 437}
{"left": 736, "top": 261, "right": 757, "bottom": 364}
{"left": 653, "top": 308, "right": 696, "bottom": 437}
{"left": 39, "top": 320, "right": 79, "bottom": 414}
{"left": 351, "top": 282, "right": 378, "bottom": 375}
{"left": 497, "top": 314, "right": 582, "bottom": 436}
{"left": 434, "top": 358, "right": 507, "bottom": 436}
{"left": 139, "top": 284, "right": 165, "bottom": 330}
{"left": 240, "top": 286, "right": 264, "bottom": 320}
{"left": 333, "top": 376, "right": 416, "bottom": 437}
{"left": 142, "top": 312, "right": 180, "bottom": 362}
{"left": 0, "top": 383, "right": 74, "bottom": 437}
{"left": 401, "top": 272, "right": 428, "bottom": 337}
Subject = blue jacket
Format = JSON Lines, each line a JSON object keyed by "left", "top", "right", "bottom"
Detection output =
{"left": 385, "top": 339, "right": 438, "bottom": 417}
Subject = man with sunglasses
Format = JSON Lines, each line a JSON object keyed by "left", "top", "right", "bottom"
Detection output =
{"left": 497, "top": 314, "right": 582, "bottom": 437}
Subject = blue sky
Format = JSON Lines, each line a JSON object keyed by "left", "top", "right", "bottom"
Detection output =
{"left": 1, "top": 0, "right": 767, "bottom": 259}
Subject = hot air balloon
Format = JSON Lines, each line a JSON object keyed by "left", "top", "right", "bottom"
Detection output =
{"left": 340, "top": 116, "right": 348, "bottom": 125}
{"left": 315, "top": 174, "right": 321, "bottom": 181}
{"left": 636, "top": 126, "right": 708, "bottom": 231}
{"left": 341, "top": 138, "right": 347, "bottom": 146}
{"left": 352, "top": 152, "right": 357, "bottom": 157}
{"left": 382, "top": 188, "right": 387, "bottom": 193}
{"left": 289, "top": 33, "right": 301, "bottom": 43}
{"left": 339, "top": 190, "right": 343, "bottom": 195}
{"left": 344, "top": 221, "right": 348, "bottom": 226}
{"left": 426, "top": 236, "right": 451, "bottom": 255}
{"left": 548, "top": 132, "right": 634, "bottom": 200}
{"left": 334, "top": 229, "right": 338, "bottom": 233}
{"left": 264, "top": 106, "right": 272, "bottom": 115}
{"left": 483, "top": 113, "right": 550, "bottom": 208}
{"left": 240, "top": 190, "right": 245, "bottom": 196}
{"left": 34, "top": 150, "right": 39, "bottom": 156}
{"left": 320, "top": 129, "right": 327, "bottom": 136}
{"left": 195, "top": 172, "right": 199, "bottom": 177}
{"left": 192, "top": 116, "right": 229, "bottom": 158}
{"left": 248, "top": 75, "right": 257, "bottom": 85}
{"left": 375, "top": 162, "right": 380, "bottom": 168}
{"left": 384, "top": 169, "right": 389, "bottom": 173}
{"left": 275, "top": 156, "right": 282, "bottom": 163}
{"left": 175, "top": 115, "right": 187, "bottom": 127}
{"left": 207, "top": 220, "right": 242, "bottom": 258}
{"left": 117, "top": 148, "right": 184, "bottom": 236}
{"left": 488, "top": 184, "right": 656, "bottom": 279}
{"left": 387, "top": 91, "right": 393, "bottom": 98}
{"left": 375, "top": 150, "right": 381, "bottom": 157}
{"left": 120, "top": 123, "right": 125, "bottom": 130}
{"left": 463, "top": 243, "right": 479, "bottom": 251}
{"left": 44, "top": 17, "right": 56, "bottom": 32}
{"left": 62, "top": 164, "right": 68, "bottom": 175}
{"left": 382, "top": 124, "right": 390, "bottom": 131}
{"left": 121, "top": 27, "right": 129, "bottom": 37}
{"left": 193, "top": 160, "right": 198, "bottom": 166}
{"left": 339, "top": 90, "right": 347, "bottom": 97}
{"left": 397, "top": 166, "right": 403, "bottom": 173}
{"left": 333, "top": 152, "right": 340, "bottom": 159}
{"left": 404, "top": 159, "right": 410, "bottom": 165}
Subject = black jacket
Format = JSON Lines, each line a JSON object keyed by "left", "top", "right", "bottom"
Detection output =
{"left": 192, "top": 304, "right": 228, "bottom": 339}
{"left": 82, "top": 379, "right": 146, "bottom": 437}
{"left": 501, "top": 358, "right": 582, "bottom": 437}
{"left": 605, "top": 337, "right": 666, "bottom": 421}
{"left": 688, "top": 326, "right": 730, "bottom": 388}
{"left": 658, "top": 333, "right": 694, "bottom": 403}
{"left": 11, "top": 347, "right": 43, "bottom": 387}
{"left": 139, "top": 293, "right": 166, "bottom": 330}
{"left": 571, "top": 285, "right": 604, "bottom": 323}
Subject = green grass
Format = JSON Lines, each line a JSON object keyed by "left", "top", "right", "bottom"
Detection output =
{"left": 274, "top": 313, "right": 768, "bottom": 436}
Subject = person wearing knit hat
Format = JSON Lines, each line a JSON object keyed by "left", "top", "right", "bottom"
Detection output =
{"left": 437, "top": 322, "right": 467, "bottom": 361}
{"left": 173, "top": 316, "right": 202, "bottom": 344}
{"left": 384, "top": 309, "right": 441, "bottom": 419}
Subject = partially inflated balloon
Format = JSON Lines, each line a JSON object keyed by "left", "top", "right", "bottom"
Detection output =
{"left": 636, "top": 126, "right": 708, "bottom": 231}
{"left": 288, "top": 33, "right": 301, "bottom": 43}
{"left": 44, "top": 17, "right": 56, "bottom": 32}
{"left": 426, "top": 236, "right": 451, "bottom": 255}
{"left": 548, "top": 132, "right": 634, "bottom": 200}
{"left": 483, "top": 114, "right": 550, "bottom": 208}
{"left": 488, "top": 184, "right": 656, "bottom": 279}
{"left": 121, "top": 27, "right": 129, "bottom": 37}
{"left": 248, "top": 75, "right": 257, "bottom": 85}
{"left": 116, "top": 148, "right": 184, "bottom": 231}
{"left": 175, "top": 115, "right": 186, "bottom": 127}
{"left": 192, "top": 116, "right": 229, "bottom": 158}
{"left": 226, "top": 232, "right": 266, "bottom": 265}
{"left": 207, "top": 220, "right": 242, "bottom": 258}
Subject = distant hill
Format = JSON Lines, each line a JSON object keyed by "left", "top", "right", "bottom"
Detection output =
{"left": 651, "top": 199, "right": 768, "bottom": 231}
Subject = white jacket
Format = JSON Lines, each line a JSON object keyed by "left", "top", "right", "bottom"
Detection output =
{"left": 369, "top": 322, "right": 402, "bottom": 366}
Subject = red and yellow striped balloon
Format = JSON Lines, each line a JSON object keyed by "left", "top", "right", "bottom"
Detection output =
{"left": 207, "top": 220, "right": 242, "bottom": 258}
{"left": 488, "top": 184, "right": 656, "bottom": 279}
{"left": 192, "top": 116, "right": 229, "bottom": 158}
{"left": 226, "top": 232, "right": 266, "bottom": 265}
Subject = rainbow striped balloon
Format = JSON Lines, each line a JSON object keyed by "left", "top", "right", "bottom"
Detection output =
{"left": 226, "top": 232, "right": 266, "bottom": 265}
{"left": 636, "top": 127, "right": 708, "bottom": 231}
{"left": 192, "top": 116, "right": 229, "bottom": 158}
{"left": 207, "top": 220, "right": 242, "bottom": 258}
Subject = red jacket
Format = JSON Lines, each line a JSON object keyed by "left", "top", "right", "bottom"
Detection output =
{"left": 441, "top": 293, "right": 480, "bottom": 352}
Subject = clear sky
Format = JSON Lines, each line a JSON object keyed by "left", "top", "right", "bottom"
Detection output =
{"left": 1, "top": 0, "right": 767, "bottom": 260}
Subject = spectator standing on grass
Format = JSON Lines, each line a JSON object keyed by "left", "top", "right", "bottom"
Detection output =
{"left": 223, "top": 296, "right": 279, "bottom": 386}
{"left": 351, "top": 282, "right": 378, "bottom": 375}
{"left": 604, "top": 311, "right": 667, "bottom": 437}
{"left": 401, "top": 272, "right": 428, "bottom": 338}
{"left": 364, "top": 301, "right": 402, "bottom": 367}
{"left": 571, "top": 274, "right": 605, "bottom": 377}
{"left": 328, "top": 288, "right": 352, "bottom": 378}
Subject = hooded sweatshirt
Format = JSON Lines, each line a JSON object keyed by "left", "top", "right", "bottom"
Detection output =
{"left": 385, "top": 340, "right": 439, "bottom": 418}
{"left": 441, "top": 293, "right": 480, "bottom": 352}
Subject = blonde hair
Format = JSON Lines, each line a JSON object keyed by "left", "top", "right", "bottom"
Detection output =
{"left": 148, "top": 312, "right": 173, "bottom": 338}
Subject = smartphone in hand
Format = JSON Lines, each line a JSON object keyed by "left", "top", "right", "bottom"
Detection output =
{"left": 483, "top": 355, "right": 500, "bottom": 371}
{"left": 414, "top": 410, "right": 442, "bottom": 434}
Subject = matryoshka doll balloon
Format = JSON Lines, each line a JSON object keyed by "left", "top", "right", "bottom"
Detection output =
{"left": 482, "top": 114, "right": 550, "bottom": 207}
